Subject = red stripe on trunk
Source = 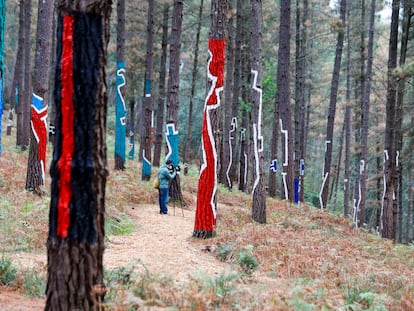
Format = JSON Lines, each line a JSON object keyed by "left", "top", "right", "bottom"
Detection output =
{"left": 57, "top": 15, "right": 75, "bottom": 238}
{"left": 194, "top": 39, "right": 225, "bottom": 233}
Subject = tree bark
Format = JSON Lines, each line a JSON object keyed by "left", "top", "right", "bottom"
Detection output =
{"left": 25, "top": 0, "right": 54, "bottom": 192}
{"left": 294, "top": 0, "right": 309, "bottom": 204}
{"left": 358, "top": 0, "right": 376, "bottom": 227}
{"left": 153, "top": 3, "right": 169, "bottom": 167}
{"left": 46, "top": 2, "right": 111, "bottom": 309}
{"left": 21, "top": 0, "right": 32, "bottom": 149}
{"left": 250, "top": 0, "right": 266, "bottom": 223}
{"left": 381, "top": 0, "right": 400, "bottom": 240}
{"left": 220, "top": 0, "right": 235, "bottom": 188}
{"left": 277, "top": 0, "right": 294, "bottom": 202}
{"left": 166, "top": 0, "right": 183, "bottom": 126}
{"left": 343, "top": 0, "right": 352, "bottom": 218}
{"left": 15, "top": 0, "right": 25, "bottom": 147}
{"left": 184, "top": 0, "right": 203, "bottom": 168}
{"left": 230, "top": 0, "right": 244, "bottom": 185}
{"left": 319, "top": 0, "right": 346, "bottom": 209}
{"left": 395, "top": 0, "right": 411, "bottom": 242}
{"left": 114, "top": 0, "right": 126, "bottom": 170}
{"left": 239, "top": 27, "right": 251, "bottom": 193}
{"left": 141, "top": 0, "right": 155, "bottom": 180}
{"left": 0, "top": 0, "right": 4, "bottom": 156}
{"left": 194, "top": 0, "right": 226, "bottom": 239}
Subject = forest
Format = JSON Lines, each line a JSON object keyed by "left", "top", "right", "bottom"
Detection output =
{"left": 0, "top": 0, "right": 413, "bottom": 309}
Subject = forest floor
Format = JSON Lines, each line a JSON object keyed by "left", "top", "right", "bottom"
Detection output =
{"left": 0, "top": 203, "right": 228, "bottom": 310}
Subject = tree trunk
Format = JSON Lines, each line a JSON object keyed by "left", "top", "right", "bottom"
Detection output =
{"left": 277, "top": 0, "right": 294, "bottom": 202}
{"left": 194, "top": 0, "right": 226, "bottom": 239}
{"left": 114, "top": 0, "right": 126, "bottom": 170}
{"left": 184, "top": 0, "right": 203, "bottom": 168}
{"left": 128, "top": 100, "right": 135, "bottom": 160}
{"left": 0, "top": 0, "right": 4, "bottom": 156}
{"left": 153, "top": 3, "right": 169, "bottom": 167}
{"left": 330, "top": 122, "right": 344, "bottom": 205}
{"left": 15, "top": 0, "right": 25, "bottom": 147}
{"left": 165, "top": 0, "right": 183, "bottom": 166}
{"left": 166, "top": 0, "right": 183, "bottom": 126}
{"left": 381, "top": 0, "right": 400, "bottom": 240}
{"left": 407, "top": 165, "right": 412, "bottom": 243}
{"left": 250, "top": 0, "right": 266, "bottom": 223}
{"left": 25, "top": 0, "right": 54, "bottom": 192}
{"left": 319, "top": 0, "right": 346, "bottom": 209}
{"left": 395, "top": 0, "right": 411, "bottom": 242}
{"left": 239, "top": 31, "right": 251, "bottom": 193}
{"left": 46, "top": 2, "right": 111, "bottom": 309}
{"left": 343, "top": 0, "right": 352, "bottom": 218}
{"left": 358, "top": 0, "right": 376, "bottom": 227}
{"left": 48, "top": 3, "right": 58, "bottom": 144}
{"left": 21, "top": 0, "right": 32, "bottom": 149}
{"left": 298, "top": 0, "right": 309, "bottom": 204}
{"left": 141, "top": 0, "right": 155, "bottom": 180}
{"left": 220, "top": 0, "right": 235, "bottom": 188}
{"left": 230, "top": 0, "right": 244, "bottom": 184}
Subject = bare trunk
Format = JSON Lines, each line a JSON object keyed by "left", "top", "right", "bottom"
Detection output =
{"left": 319, "top": 0, "right": 346, "bottom": 209}
{"left": 381, "top": 0, "right": 400, "bottom": 240}
{"left": 184, "top": 0, "right": 203, "bottom": 168}
{"left": 21, "top": 0, "right": 32, "bottom": 149}
{"left": 141, "top": 0, "right": 155, "bottom": 180}
{"left": 15, "top": 0, "right": 25, "bottom": 146}
{"left": 153, "top": 3, "right": 169, "bottom": 167}
{"left": 278, "top": 0, "right": 294, "bottom": 202}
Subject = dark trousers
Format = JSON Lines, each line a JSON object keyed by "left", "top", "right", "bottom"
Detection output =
{"left": 158, "top": 188, "right": 169, "bottom": 214}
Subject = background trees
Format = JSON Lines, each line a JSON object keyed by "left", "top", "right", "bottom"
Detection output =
{"left": 1, "top": 1, "right": 414, "bottom": 242}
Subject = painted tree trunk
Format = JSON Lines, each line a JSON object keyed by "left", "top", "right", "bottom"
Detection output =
{"left": 220, "top": 0, "right": 234, "bottom": 188}
{"left": 381, "top": 0, "right": 399, "bottom": 240}
{"left": 239, "top": 22, "right": 251, "bottom": 194}
{"left": 193, "top": 38, "right": 225, "bottom": 238}
{"left": 165, "top": 0, "right": 183, "bottom": 204}
{"left": 25, "top": 0, "right": 54, "bottom": 192}
{"left": 46, "top": 2, "right": 111, "bottom": 308}
{"left": 114, "top": 0, "right": 126, "bottom": 170}
{"left": 278, "top": 0, "right": 294, "bottom": 202}
{"left": 250, "top": 0, "right": 266, "bottom": 224}
{"left": 319, "top": 0, "right": 346, "bottom": 209}
{"left": 230, "top": 0, "right": 244, "bottom": 185}
{"left": 294, "top": 0, "right": 309, "bottom": 204}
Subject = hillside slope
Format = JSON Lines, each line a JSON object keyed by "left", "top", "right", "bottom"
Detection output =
{"left": 0, "top": 133, "right": 413, "bottom": 310}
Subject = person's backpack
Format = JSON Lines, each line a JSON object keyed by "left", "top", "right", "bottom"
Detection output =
{"left": 153, "top": 177, "right": 160, "bottom": 189}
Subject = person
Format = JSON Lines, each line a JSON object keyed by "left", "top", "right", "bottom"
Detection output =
{"left": 158, "top": 159, "right": 177, "bottom": 214}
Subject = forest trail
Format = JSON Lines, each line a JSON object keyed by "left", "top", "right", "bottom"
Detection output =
{"left": 1, "top": 204, "right": 228, "bottom": 310}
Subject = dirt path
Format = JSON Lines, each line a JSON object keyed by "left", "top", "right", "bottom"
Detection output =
{"left": 1, "top": 204, "right": 228, "bottom": 310}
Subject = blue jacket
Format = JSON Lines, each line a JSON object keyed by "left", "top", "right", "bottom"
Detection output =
{"left": 158, "top": 164, "right": 176, "bottom": 189}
